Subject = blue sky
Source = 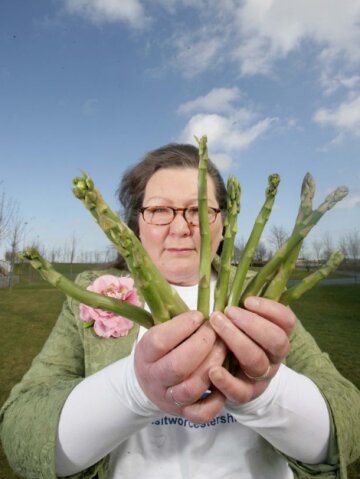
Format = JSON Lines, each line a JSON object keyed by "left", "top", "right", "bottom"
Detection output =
{"left": 1, "top": 0, "right": 359, "bottom": 260}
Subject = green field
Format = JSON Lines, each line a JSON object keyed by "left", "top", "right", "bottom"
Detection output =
{"left": 0, "top": 267, "right": 359, "bottom": 478}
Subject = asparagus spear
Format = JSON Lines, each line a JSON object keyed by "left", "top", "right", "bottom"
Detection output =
{"left": 240, "top": 186, "right": 349, "bottom": 303}
{"left": 263, "top": 173, "right": 315, "bottom": 301}
{"left": 73, "top": 173, "right": 189, "bottom": 323}
{"left": 213, "top": 176, "right": 240, "bottom": 312}
{"left": 195, "top": 135, "right": 212, "bottom": 317}
{"left": 279, "top": 251, "right": 344, "bottom": 305}
{"left": 18, "top": 248, "right": 154, "bottom": 329}
{"left": 227, "top": 174, "right": 280, "bottom": 307}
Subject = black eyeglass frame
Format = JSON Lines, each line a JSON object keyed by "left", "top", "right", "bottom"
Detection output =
{"left": 139, "top": 206, "right": 222, "bottom": 226}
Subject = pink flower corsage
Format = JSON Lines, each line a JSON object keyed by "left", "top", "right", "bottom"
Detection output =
{"left": 79, "top": 275, "right": 141, "bottom": 338}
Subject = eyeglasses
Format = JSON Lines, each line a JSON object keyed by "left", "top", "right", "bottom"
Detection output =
{"left": 140, "top": 206, "right": 221, "bottom": 226}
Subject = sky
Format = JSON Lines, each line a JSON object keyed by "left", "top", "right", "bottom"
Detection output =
{"left": 1, "top": 0, "right": 360, "bottom": 261}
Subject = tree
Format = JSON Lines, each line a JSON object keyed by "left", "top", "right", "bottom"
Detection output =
{"left": 104, "top": 245, "right": 117, "bottom": 263}
{"left": 49, "top": 247, "right": 61, "bottom": 262}
{"left": 346, "top": 230, "right": 360, "bottom": 266}
{"left": 7, "top": 217, "right": 26, "bottom": 287}
{"left": 337, "top": 236, "right": 348, "bottom": 259}
{"left": 268, "top": 225, "right": 289, "bottom": 251}
{"left": 253, "top": 241, "right": 267, "bottom": 265}
{"left": 68, "top": 233, "right": 78, "bottom": 278}
{"left": 312, "top": 240, "right": 323, "bottom": 263}
{"left": 0, "top": 189, "right": 18, "bottom": 251}
{"left": 233, "top": 237, "right": 245, "bottom": 265}
{"left": 322, "top": 233, "right": 334, "bottom": 261}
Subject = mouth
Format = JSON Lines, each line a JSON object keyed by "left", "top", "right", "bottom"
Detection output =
{"left": 166, "top": 247, "right": 194, "bottom": 255}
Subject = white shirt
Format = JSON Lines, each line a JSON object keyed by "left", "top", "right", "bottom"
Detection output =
{"left": 56, "top": 279, "right": 330, "bottom": 478}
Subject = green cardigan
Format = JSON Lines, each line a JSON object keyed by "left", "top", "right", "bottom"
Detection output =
{"left": 1, "top": 268, "right": 360, "bottom": 479}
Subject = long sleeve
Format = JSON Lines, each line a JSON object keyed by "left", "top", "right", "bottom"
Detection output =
{"left": 227, "top": 364, "right": 330, "bottom": 464}
{"left": 0, "top": 270, "right": 139, "bottom": 479}
{"left": 281, "top": 319, "right": 360, "bottom": 478}
{"left": 55, "top": 354, "right": 159, "bottom": 476}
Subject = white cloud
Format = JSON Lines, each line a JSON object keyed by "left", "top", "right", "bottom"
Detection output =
{"left": 316, "top": 132, "right": 345, "bottom": 152}
{"left": 160, "top": 0, "right": 360, "bottom": 82}
{"left": 233, "top": 0, "right": 360, "bottom": 76}
{"left": 171, "top": 30, "right": 224, "bottom": 78}
{"left": 320, "top": 73, "right": 360, "bottom": 96}
{"left": 176, "top": 86, "right": 277, "bottom": 170}
{"left": 177, "top": 87, "right": 241, "bottom": 115}
{"left": 62, "top": 1, "right": 360, "bottom": 84}
{"left": 178, "top": 112, "right": 276, "bottom": 169}
{"left": 63, "top": 0, "right": 147, "bottom": 28}
{"left": 314, "top": 94, "right": 360, "bottom": 137}
{"left": 151, "top": 0, "right": 205, "bottom": 14}
{"left": 209, "top": 152, "right": 233, "bottom": 170}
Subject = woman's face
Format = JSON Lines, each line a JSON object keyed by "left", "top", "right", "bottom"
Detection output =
{"left": 139, "top": 168, "right": 223, "bottom": 286}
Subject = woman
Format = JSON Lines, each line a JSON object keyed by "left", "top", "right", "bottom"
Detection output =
{"left": 1, "top": 144, "right": 359, "bottom": 479}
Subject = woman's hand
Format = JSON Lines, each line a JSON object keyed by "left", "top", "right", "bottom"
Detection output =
{"left": 208, "top": 296, "right": 296, "bottom": 404}
{"left": 134, "top": 311, "right": 227, "bottom": 423}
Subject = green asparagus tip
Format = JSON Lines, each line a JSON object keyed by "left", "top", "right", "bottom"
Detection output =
{"left": 303, "top": 172, "right": 315, "bottom": 186}
{"left": 301, "top": 173, "right": 316, "bottom": 199}
{"left": 331, "top": 250, "right": 345, "bottom": 264}
{"left": 325, "top": 186, "right": 349, "bottom": 208}
{"left": 72, "top": 173, "right": 95, "bottom": 200}
{"left": 227, "top": 176, "right": 241, "bottom": 204}
{"left": 194, "top": 135, "right": 208, "bottom": 154}
{"left": 267, "top": 174, "right": 280, "bottom": 194}
{"left": 17, "top": 247, "right": 41, "bottom": 262}
{"left": 335, "top": 186, "right": 349, "bottom": 201}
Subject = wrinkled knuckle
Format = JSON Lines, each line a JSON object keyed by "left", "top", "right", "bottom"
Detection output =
{"left": 147, "top": 362, "right": 161, "bottom": 384}
{"left": 280, "top": 337, "right": 291, "bottom": 358}
{"left": 167, "top": 358, "right": 187, "bottom": 383}
{"left": 149, "top": 330, "right": 168, "bottom": 357}
{"left": 178, "top": 381, "right": 195, "bottom": 403}
{"left": 272, "top": 332, "right": 289, "bottom": 356}
{"left": 241, "top": 352, "right": 266, "bottom": 372}
{"left": 287, "top": 310, "right": 297, "bottom": 330}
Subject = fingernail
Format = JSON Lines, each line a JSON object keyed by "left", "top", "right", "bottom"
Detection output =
{"left": 210, "top": 312, "right": 224, "bottom": 328}
{"left": 209, "top": 367, "right": 223, "bottom": 382}
{"left": 244, "top": 296, "right": 260, "bottom": 309}
{"left": 192, "top": 311, "right": 205, "bottom": 325}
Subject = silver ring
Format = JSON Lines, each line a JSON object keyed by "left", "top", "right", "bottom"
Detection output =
{"left": 169, "top": 387, "right": 185, "bottom": 408}
{"left": 243, "top": 364, "right": 271, "bottom": 382}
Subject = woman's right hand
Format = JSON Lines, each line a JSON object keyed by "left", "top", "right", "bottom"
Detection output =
{"left": 134, "top": 311, "right": 227, "bottom": 423}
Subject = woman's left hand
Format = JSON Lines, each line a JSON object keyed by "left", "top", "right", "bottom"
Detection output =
{"left": 208, "top": 296, "right": 296, "bottom": 404}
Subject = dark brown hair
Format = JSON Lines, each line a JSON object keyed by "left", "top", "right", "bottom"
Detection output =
{"left": 114, "top": 143, "right": 227, "bottom": 268}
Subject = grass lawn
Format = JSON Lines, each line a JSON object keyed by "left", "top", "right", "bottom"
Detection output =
{"left": 0, "top": 275, "right": 359, "bottom": 478}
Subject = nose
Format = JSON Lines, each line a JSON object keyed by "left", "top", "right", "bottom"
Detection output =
{"left": 169, "top": 210, "right": 191, "bottom": 235}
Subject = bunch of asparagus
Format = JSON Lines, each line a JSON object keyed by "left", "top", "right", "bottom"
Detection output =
{"left": 19, "top": 135, "right": 347, "bottom": 328}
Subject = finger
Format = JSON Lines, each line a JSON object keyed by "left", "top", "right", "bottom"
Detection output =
{"left": 223, "top": 307, "right": 290, "bottom": 363}
{"left": 209, "top": 366, "right": 270, "bottom": 404}
{"left": 242, "top": 297, "right": 296, "bottom": 336}
{"left": 181, "top": 388, "right": 226, "bottom": 424}
{"left": 139, "top": 311, "right": 204, "bottom": 362}
{"left": 154, "top": 322, "right": 218, "bottom": 386}
{"left": 167, "top": 338, "right": 227, "bottom": 405}
{"left": 210, "top": 312, "right": 269, "bottom": 378}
